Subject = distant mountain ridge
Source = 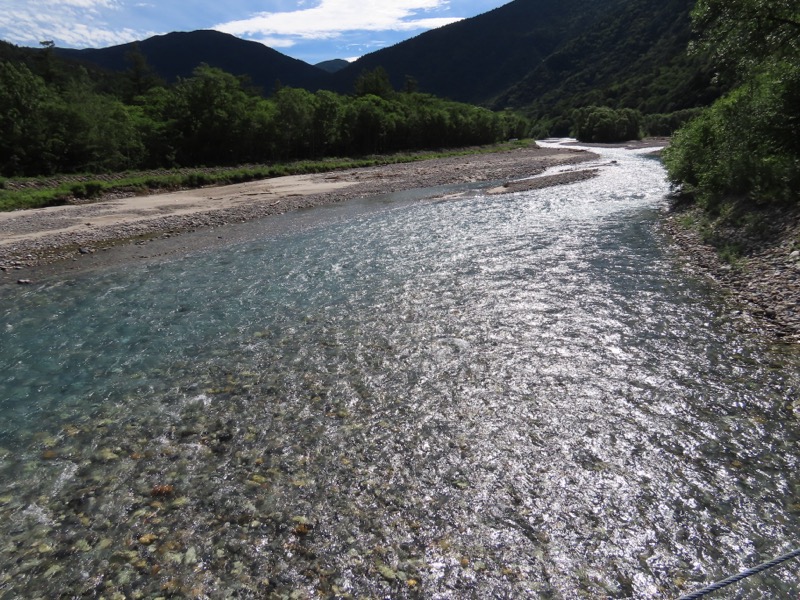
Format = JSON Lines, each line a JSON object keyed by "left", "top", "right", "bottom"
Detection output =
{"left": 55, "top": 30, "right": 332, "bottom": 93}
{"left": 315, "top": 59, "right": 349, "bottom": 74}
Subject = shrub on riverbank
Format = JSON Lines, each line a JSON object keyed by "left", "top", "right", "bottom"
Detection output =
{"left": 664, "top": 60, "right": 800, "bottom": 211}
{"left": 664, "top": 0, "right": 800, "bottom": 211}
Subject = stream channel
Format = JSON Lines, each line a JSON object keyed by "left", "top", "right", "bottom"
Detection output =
{"left": 0, "top": 141, "right": 799, "bottom": 598}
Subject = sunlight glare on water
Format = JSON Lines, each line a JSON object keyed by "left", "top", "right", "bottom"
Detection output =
{"left": 0, "top": 141, "right": 798, "bottom": 598}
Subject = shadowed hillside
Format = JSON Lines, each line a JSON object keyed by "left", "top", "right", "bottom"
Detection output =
{"left": 55, "top": 30, "right": 331, "bottom": 94}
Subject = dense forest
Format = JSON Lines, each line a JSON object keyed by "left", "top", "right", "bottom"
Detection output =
{"left": 664, "top": 0, "right": 800, "bottom": 209}
{"left": 0, "top": 48, "right": 528, "bottom": 177}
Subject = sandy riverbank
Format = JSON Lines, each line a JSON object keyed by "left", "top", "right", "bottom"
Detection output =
{"left": 0, "top": 145, "right": 596, "bottom": 282}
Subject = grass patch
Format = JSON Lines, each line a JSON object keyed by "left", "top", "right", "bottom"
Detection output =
{"left": 0, "top": 139, "right": 539, "bottom": 212}
{"left": 716, "top": 242, "right": 745, "bottom": 265}
{"left": 70, "top": 181, "right": 108, "bottom": 199}
{"left": 0, "top": 188, "right": 72, "bottom": 211}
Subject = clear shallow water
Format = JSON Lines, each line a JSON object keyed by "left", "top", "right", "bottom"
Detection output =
{"left": 1, "top": 142, "right": 799, "bottom": 598}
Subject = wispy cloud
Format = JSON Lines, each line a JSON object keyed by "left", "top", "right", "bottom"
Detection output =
{"left": 0, "top": 0, "right": 153, "bottom": 48}
{"left": 215, "top": 0, "right": 462, "bottom": 42}
{"left": 0, "top": 0, "right": 487, "bottom": 61}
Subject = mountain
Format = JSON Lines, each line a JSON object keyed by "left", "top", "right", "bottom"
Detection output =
{"left": 493, "top": 0, "right": 721, "bottom": 116}
{"left": 331, "top": 0, "right": 720, "bottom": 116}
{"left": 54, "top": 30, "right": 331, "bottom": 94}
{"left": 330, "top": 0, "right": 593, "bottom": 104}
{"left": 315, "top": 59, "right": 350, "bottom": 74}
{"left": 41, "top": 0, "right": 721, "bottom": 126}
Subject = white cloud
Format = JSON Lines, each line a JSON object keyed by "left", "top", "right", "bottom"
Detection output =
{"left": 49, "top": 0, "right": 116, "bottom": 7}
{"left": 0, "top": 0, "right": 152, "bottom": 48}
{"left": 215, "top": 0, "right": 462, "bottom": 41}
{"left": 253, "top": 36, "right": 298, "bottom": 49}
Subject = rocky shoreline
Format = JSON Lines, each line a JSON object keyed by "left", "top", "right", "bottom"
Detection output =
{"left": 660, "top": 203, "right": 800, "bottom": 345}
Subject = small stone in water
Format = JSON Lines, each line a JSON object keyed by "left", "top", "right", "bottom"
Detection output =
{"left": 117, "top": 569, "right": 134, "bottom": 585}
{"left": 96, "top": 448, "right": 119, "bottom": 462}
{"left": 43, "top": 564, "right": 63, "bottom": 578}
{"left": 291, "top": 516, "right": 311, "bottom": 525}
{"left": 62, "top": 425, "right": 81, "bottom": 436}
{"left": 138, "top": 534, "right": 158, "bottom": 545}
{"left": 150, "top": 484, "right": 175, "bottom": 497}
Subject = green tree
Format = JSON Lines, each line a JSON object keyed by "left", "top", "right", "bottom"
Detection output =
{"left": 572, "top": 106, "right": 641, "bottom": 143}
{"left": 343, "top": 95, "right": 398, "bottom": 154}
{"left": 0, "top": 61, "right": 53, "bottom": 175}
{"left": 354, "top": 67, "right": 395, "bottom": 99}
{"left": 123, "top": 43, "right": 162, "bottom": 101}
{"left": 171, "top": 65, "right": 261, "bottom": 165}
{"left": 272, "top": 87, "right": 316, "bottom": 159}
{"left": 665, "top": 0, "right": 800, "bottom": 206}
{"left": 129, "top": 86, "right": 181, "bottom": 167}
{"left": 690, "top": 0, "right": 800, "bottom": 80}
{"left": 311, "top": 90, "right": 344, "bottom": 157}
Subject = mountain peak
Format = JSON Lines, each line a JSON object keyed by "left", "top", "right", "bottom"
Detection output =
{"left": 54, "top": 29, "right": 330, "bottom": 92}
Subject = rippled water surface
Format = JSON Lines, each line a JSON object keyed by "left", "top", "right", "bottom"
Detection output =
{"left": 1, "top": 142, "right": 799, "bottom": 598}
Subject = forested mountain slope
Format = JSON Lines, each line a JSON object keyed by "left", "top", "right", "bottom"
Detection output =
{"left": 21, "top": 0, "right": 723, "bottom": 126}
{"left": 493, "top": 0, "right": 721, "bottom": 124}
{"left": 330, "top": 0, "right": 592, "bottom": 103}
{"left": 331, "top": 0, "right": 721, "bottom": 118}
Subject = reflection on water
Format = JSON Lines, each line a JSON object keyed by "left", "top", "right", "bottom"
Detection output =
{"left": 1, "top": 142, "right": 798, "bottom": 598}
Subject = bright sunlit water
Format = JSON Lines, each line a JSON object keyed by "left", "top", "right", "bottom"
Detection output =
{"left": 1, "top": 142, "right": 798, "bottom": 598}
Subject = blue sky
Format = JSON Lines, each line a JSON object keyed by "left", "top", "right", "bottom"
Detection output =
{"left": 0, "top": 0, "right": 511, "bottom": 64}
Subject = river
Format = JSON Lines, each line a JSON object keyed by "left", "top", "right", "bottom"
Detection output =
{"left": 0, "top": 141, "right": 798, "bottom": 598}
